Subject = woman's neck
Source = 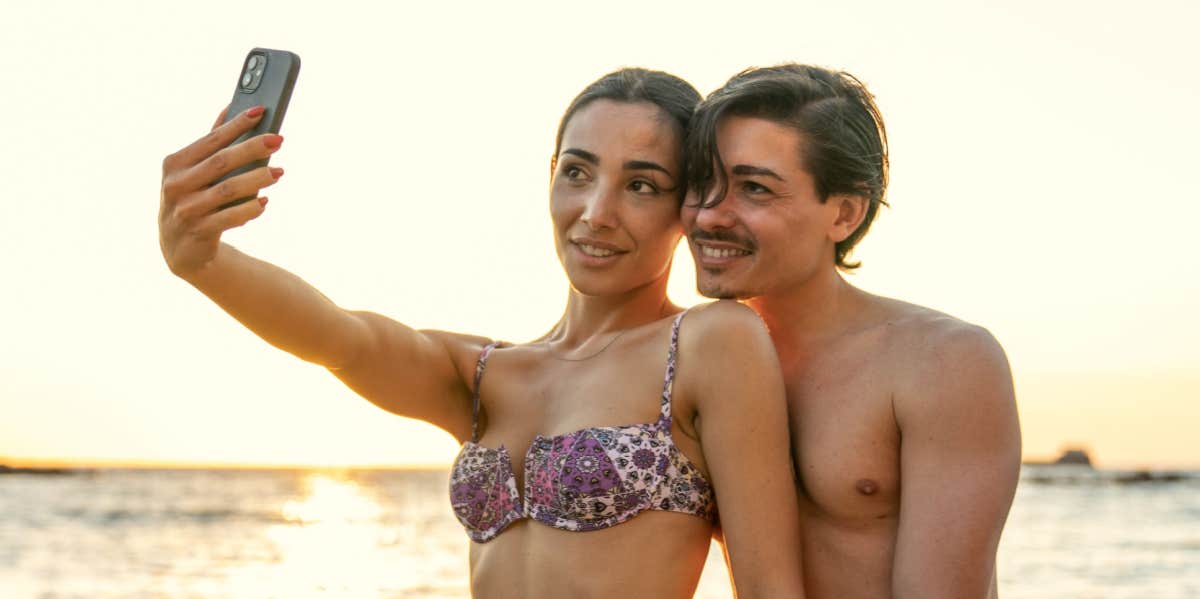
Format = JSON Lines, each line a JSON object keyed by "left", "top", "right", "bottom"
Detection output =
{"left": 543, "top": 273, "right": 678, "bottom": 349}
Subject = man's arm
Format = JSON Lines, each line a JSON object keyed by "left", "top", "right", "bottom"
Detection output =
{"left": 892, "top": 322, "right": 1021, "bottom": 599}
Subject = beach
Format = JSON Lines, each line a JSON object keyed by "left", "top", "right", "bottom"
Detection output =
{"left": 2, "top": 466, "right": 1197, "bottom": 598}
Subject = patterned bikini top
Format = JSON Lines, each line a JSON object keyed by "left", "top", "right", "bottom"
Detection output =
{"left": 448, "top": 311, "right": 716, "bottom": 543}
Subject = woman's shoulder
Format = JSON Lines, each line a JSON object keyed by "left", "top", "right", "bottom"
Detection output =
{"left": 417, "top": 329, "right": 498, "bottom": 385}
{"left": 674, "top": 301, "right": 777, "bottom": 378}
{"left": 679, "top": 300, "right": 771, "bottom": 343}
{"left": 674, "top": 301, "right": 784, "bottom": 410}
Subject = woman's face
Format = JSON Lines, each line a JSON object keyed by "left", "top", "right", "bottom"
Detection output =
{"left": 550, "top": 99, "right": 684, "bottom": 298}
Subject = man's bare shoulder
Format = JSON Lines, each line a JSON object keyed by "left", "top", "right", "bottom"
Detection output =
{"left": 855, "top": 296, "right": 1015, "bottom": 436}
{"left": 862, "top": 294, "right": 997, "bottom": 355}
{"left": 857, "top": 294, "right": 1010, "bottom": 394}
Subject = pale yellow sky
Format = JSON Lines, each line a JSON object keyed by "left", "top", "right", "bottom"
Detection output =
{"left": 2, "top": 0, "right": 1197, "bottom": 468}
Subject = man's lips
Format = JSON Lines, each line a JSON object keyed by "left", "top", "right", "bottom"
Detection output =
{"left": 691, "top": 236, "right": 754, "bottom": 262}
{"left": 695, "top": 242, "right": 753, "bottom": 259}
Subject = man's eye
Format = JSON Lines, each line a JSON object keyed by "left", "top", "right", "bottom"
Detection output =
{"left": 742, "top": 181, "right": 770, "bottom": 194}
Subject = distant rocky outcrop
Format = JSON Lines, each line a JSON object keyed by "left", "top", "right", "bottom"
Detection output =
{"left": 1053, "top": 449, "right": 1093, "bottom": 467}
{"left": 1024, "top": 447, "right": 1095, "bottom": 467}
{"left": 1022, "top": 448, "right": 1195, "bottom": 486}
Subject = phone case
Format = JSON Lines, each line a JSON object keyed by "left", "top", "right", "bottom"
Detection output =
{"left": 216, "top": 48, "right": 301, "bottom": 208}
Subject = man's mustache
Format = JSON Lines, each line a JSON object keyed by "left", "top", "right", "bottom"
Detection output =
{"left": 689, "top": 229, "right": 757, "bottom": 251}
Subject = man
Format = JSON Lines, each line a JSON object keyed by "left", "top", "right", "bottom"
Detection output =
{"left": 683, "top": 65, "right": 1021, "bottom": 598}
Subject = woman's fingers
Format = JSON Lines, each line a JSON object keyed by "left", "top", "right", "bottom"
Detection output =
{"left": 198, "top": 194, "right": 270, "bottom": 237}
{"left": 162, "top": 105, "right": 265, "bottom": 176}
{"left": 164, "top": 132, "right": 282, "bottom": 208}
{"left": 186, "top": 133, "right": 283, "bottom": 191}
{"left": 175, "top": 165, "right": 283, "bottom": 222}
{"left": 211, "top": 105, "right": 230, "bottom": 130}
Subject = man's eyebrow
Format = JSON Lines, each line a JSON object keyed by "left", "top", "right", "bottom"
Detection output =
{"left": 732, "top": 164, "right": 784, "bottom": 180}
{"left": 624, "top": 160, "right": 674, "bottom": 179}
{"left": 561, "top": 148, "right": 599, "bottom": 164}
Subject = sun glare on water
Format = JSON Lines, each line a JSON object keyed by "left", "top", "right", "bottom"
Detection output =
{"left": 281, "top": 474, "right": 383, "bottom": 525}
{"left": 222, "top": 472, "right": 411, "bottom": 597}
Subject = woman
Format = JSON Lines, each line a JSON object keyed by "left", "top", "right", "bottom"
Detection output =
{"left": 159, "top": 68, "right": 804, "bottom": 598}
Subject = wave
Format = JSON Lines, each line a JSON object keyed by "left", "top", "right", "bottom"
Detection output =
{"left": 54, "top": 507, "right": 289, "bottom": 525}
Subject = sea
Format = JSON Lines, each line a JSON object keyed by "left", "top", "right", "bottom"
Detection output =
{"left": 1, "top": 466, "right": 1197, "bottom": 598}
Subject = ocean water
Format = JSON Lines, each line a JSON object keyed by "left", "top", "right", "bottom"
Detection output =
{"left": 1, "top": 467, "right": 1197, "bottom": 598}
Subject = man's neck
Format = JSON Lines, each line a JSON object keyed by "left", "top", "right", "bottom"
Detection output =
{"left": 745, "top": 266, "right": 863, "bottom": 359}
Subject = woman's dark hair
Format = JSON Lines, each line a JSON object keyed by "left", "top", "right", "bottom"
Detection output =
{"left": 686, "top": 64, "right": 889, "bottom": 270}
{"left": 552, "top": 68, "right": 701, "bottom": 190}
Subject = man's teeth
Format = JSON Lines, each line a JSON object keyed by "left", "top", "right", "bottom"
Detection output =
{"left": 701, "top": 245, "right": 750, "bottom": 258}
{"left": 578, "top": 243, "right": 617, "bottom": 257}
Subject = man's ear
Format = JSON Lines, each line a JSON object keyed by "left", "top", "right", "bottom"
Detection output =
{"left": 828, "top": 193, "right": 869, "bottom": 243}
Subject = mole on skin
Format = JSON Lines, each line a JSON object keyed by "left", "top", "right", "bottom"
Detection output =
{"left": 856, "top": 478, "right": 879, "bottom": 496}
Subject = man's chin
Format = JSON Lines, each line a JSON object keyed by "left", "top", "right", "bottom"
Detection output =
{"left": 697, "top": 279, "right": 752, "bottom": 300}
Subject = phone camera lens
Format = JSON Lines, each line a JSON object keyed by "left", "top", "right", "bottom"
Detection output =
{"left": 247, "top": 56, "right": 259, "bottom": 69}
{"left": 242, "top": 73, "right": 253, "bottom": 87}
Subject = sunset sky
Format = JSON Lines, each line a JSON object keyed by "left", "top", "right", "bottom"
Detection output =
{"left": 2, "top": 0, "right": 1197, "bottom": 469}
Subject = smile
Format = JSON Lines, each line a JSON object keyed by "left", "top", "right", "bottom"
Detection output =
{"left": 577, "top": 243, "right": 618, "bottom": 258}
{"left": 699, "top": 245, "right": 751, "bottom": 259}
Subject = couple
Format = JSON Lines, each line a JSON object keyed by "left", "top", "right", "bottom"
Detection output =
{"left": 159, "top": 64, "right": 1021, "bottom": 598}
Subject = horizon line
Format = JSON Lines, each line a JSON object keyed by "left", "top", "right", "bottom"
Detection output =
{"left": 4, "top": 455, "right": 1200, "bottom": 471}
{"left": 0, "top": 457, "right": 453, "bottom": 471}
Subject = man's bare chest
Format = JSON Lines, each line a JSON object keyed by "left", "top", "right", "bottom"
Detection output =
{"left": 784, "top": 355, "right": 902, "bottom": 523}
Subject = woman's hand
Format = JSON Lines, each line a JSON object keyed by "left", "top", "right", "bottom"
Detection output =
{"left": 159, "top": 105, "right": 284, "bottom": 279}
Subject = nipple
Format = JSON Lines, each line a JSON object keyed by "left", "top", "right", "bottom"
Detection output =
{"left": 855, "top": 478, "right": 879, "bottom": 496}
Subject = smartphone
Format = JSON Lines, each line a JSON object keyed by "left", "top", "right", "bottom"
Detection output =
{"left": 215, "top": 48, "right": 301, "bottom": 209}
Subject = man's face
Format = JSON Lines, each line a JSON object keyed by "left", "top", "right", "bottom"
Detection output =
{"left": 682, "top": 115, "right": 842, "bottom": 299}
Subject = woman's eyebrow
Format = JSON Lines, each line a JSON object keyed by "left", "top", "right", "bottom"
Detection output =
{"left": 562, "top": 148, "right": 674, "bottom": 179}
{"left": 561, "top": 148, "right": 599, "bottom": 164}
{"left": 625, "top": 160, "right": 673, "bottom": 178}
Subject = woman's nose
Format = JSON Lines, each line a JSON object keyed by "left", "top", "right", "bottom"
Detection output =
{"left": 580, "top": 185, "right": 621, "bottom": 230}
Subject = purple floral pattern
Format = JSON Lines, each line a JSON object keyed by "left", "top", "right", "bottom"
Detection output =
{"left": 448, "top": 311, "right": 715, "bottom": 543}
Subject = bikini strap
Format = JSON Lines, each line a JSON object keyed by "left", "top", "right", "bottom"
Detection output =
{"left": 659, "top": 310, "right": 688, "bottom": 422}
{"left": 471, "top": 342, "right": 500, "bottom": 443}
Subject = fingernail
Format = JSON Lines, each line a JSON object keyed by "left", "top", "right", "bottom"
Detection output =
{"left": 264, "top": 135, "right": 284, "bottom": 150}
{"left": 246, "top": 105, "right": 265, "bottom": 118}
{"left": 270, "top": 167, "right": 284, "bottom": 180}
{"left": 259, "top": 197, "right": 269, "bottom": 207}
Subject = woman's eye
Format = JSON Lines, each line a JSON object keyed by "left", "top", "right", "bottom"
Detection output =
{"left": 565, "top": 166, "right": 585, "bottom": 180}
{"left": 629, "top": 180, "right": 660, "bottom": 194}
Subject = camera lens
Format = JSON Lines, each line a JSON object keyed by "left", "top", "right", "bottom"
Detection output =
{"left": 247, "top": 56, "right": 259, "bottom": 69}
{"left": 242, "top": 73, "right": 253, "bottom": 87}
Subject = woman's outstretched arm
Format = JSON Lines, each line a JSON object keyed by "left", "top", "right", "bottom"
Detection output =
{"left": 159, "top": 106, "right": 477, "bottom": 439}
{"left": 678, "top": 301, "right": 805, "bottom": 598}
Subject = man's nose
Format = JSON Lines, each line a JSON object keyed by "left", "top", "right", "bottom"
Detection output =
{"left": 691, "top": 194, "right": 737, "bottom": 231}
